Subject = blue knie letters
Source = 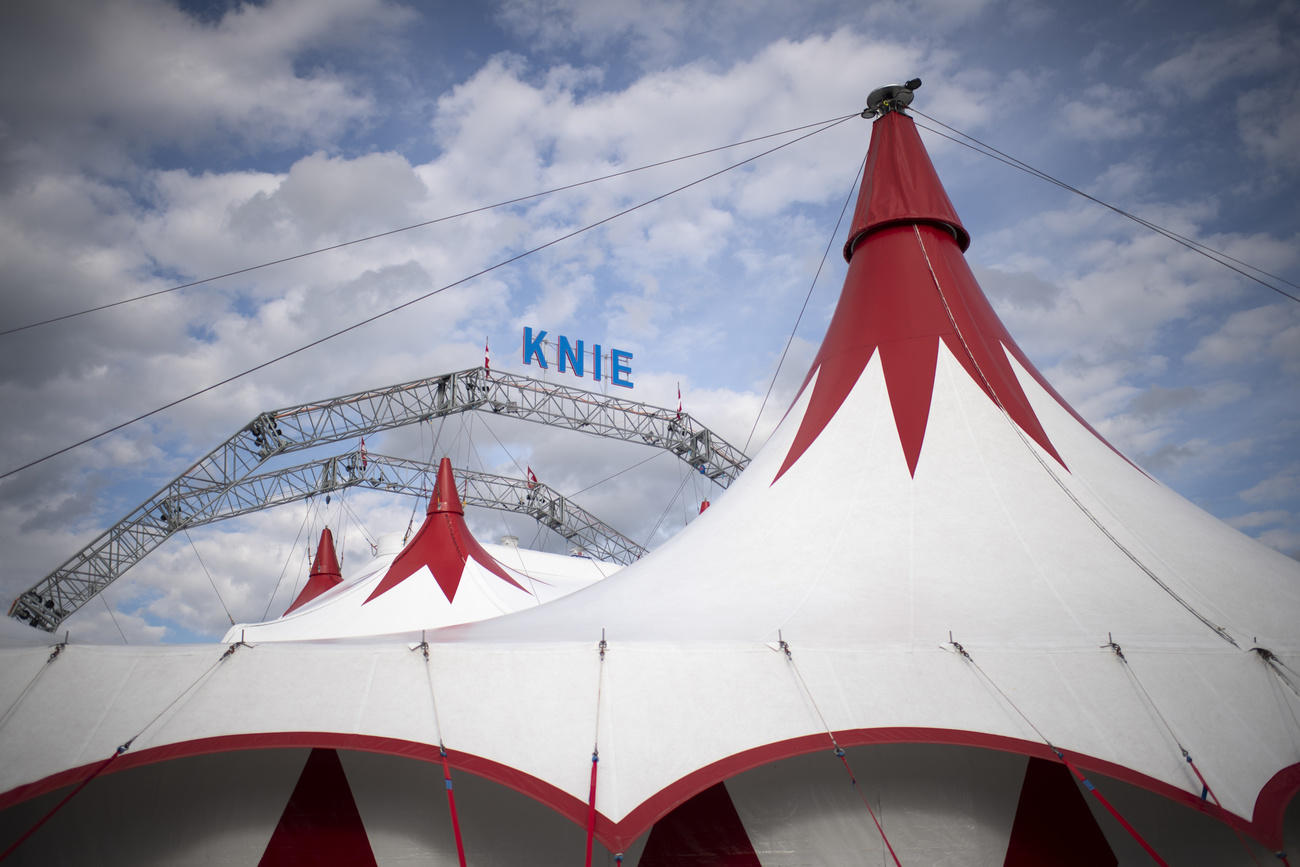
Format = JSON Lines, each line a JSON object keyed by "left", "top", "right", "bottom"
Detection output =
{"left": 522, "top": 327, "right": 634, "bottom": 388}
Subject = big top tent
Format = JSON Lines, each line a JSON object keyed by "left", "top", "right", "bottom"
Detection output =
{"left": 1, "top": 84, "right": 1298, "bottom": 866}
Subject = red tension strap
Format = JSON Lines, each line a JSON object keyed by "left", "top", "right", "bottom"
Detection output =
{"left": 584, "top": 752, "right": 600, "bottom": 867}
{"left": 835, "top": 748, "right": 903, "bottom": 867}
{"left": 440, "top": 749, "right": 467, "bottom": 867}
{"left": 1058, "top": 752, "right": 1169, "bottom": 867}
{"left": 0, "top": 750, "right": 122, "bottom": 862}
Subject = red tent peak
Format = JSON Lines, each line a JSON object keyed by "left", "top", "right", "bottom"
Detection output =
{"left": 773, "top": 107, "right": 1130, "bottom": 484}
{"left": 366, "top": 460, "right": 527, "bottom": 604}
{"left": 309, "top": 527, "right": 342, "bottom": 581}
{"left": 842, "top": 110, "right": 969, "bottom": 261}
{"left": 283, "top": 527, "right": 344, "bottom": 615}
{"left": 429, "top": 456, "right": 464, "bottom": 516}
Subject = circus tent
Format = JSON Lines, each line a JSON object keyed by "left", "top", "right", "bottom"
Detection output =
{"left": 226, "top": 457, "right": 619, "bottom": 644}
{"left": 1, "top": 87, "right": 1298, "bottom": 865}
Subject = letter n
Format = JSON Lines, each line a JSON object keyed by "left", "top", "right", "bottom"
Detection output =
{"left": 557, "top": 335, "right": 584, "bottom": 377}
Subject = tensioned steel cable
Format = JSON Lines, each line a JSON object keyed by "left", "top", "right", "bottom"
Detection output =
{"left": 473, "top": 416, "right": 540, "bottom": 545}
{"left": 912, "top": 225, "right": 1238, "bottom": 648}
{"left": 260, "top": 497, "right": 317, "bottom": 620}
{"left": 776, "top": 634, "right": 903, "bottom": 865}
{"left": 0, "top": 639, "right": 69, "bottom": 733}
{"left": 477, "top": 415, "right": 528, "bottom": 480}
{"left": 584, "top": 631, "right": 609, "bottom": 867}
{"left": 743, "top": 149, "right": 867, "bottom": 455}
{"left": 908, "top": 108, "right": 1300, "bottom": 304}
{"left": 944, "top": 635, "right": 1172, "bottom": 866}
{"left": 338, "top": 495, "right": 378, "bottom": 554}
{"left": 0, "top": 114, "right": 858, "bottom": 338}
{"left": 0, "top": 115, "right": 856, "bottom": 482}
{"left": 184, "top": 527, "right": 235, "bottom": 626}
{"left": 0, "top": 640, "right": 247, "bottom": 862}
{"left": 568, "top": 448, "right": 668, "bottom": 497}
{"left": 100, "top": 586, "right": 128, "bottom": 644}
{"left": 643, "top": 460, "right": 695, "bottom": 548}
{"left": 412, "top": 637, "right": 468, "bottom": 866}
{"left": 1100, "top": 638, "right": 1265, "bottom": 866}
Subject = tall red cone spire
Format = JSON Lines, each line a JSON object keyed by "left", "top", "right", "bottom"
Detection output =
{"left": 774, "top": 93, "right": 1120, "bottom": 483}
{"left": 284, "top": 528, "right": 343, "bottom": 615}
{"left": 842, "top": 104, "right": 968, "bottom": 259}
{"left": 365, "top": 457, "right": 526, "bottom": 603}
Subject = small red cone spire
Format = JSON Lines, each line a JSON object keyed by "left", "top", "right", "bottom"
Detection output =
{"left": 365, "top": 458, "right": 526, "bottom": 603}
{"left": 284, "top": 528, "right": 343, "bottom": 615}
{"left": 430, "top": 456, "right": 464, "bottom": 516}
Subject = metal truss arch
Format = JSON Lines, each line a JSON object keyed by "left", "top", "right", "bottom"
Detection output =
{"left": 10, "top": 367, "right": 744, "bottom": 631}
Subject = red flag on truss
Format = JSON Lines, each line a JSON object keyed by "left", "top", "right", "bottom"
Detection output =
{"left": 359, "top": 437, "right": 368, "bottom": 471}
{"left": 526, "top": 466, "right": 538, "bottom": 489}
{"left": 676, "top": 382, "right": 682, "bottom": 420}
{"left": 485, "top": 337, "right": 491, "bottom": 377}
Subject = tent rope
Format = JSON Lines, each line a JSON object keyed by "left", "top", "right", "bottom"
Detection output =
{"left": 1255, "top": 647, "right": 1300, "bottom": 700}
{"left": 338, "top": 495, "right": 379, "bottom": 555}
{"left": 413, "top": 633, "right": 468, "bottom": 866}
{"left": 945, "top": 634, "right": 1170, "bottom": 866}
{"left": 0, "top": 113, "right": 859, "bottom": 341}
{"left": 262, "top": 496, "right": 318, "bottom": 620}
{"left": 1103, "top": 635, "right": 1265, "bottom": 866}
{"left": 0, "top": 636, "right": 69, "bottom": 734}
{"left": 1, "top": 115, "right": 855, "bottom": 484}
{"left": 776, "top": 633, "right": 903, "bottom": 866}
{"left": 1253, "top": 647, "right": 1300, "bottom": 855}
{"left": 585, "top": 629, "right": 608, "bottom": 867}
{"left": 643, "top": 462, "right": 695, "bottom": 547}
{"left": 908, "top": 108, "right": 1300, "bottom": 304}
{"left": 184, "top": 528, "right": 235, "bottom": 626}
{"left": 0, "top": 753, "right": 122, "bottom": 863}
{"left": 0, "top": 640, "right": 249, "bottom": 862}
{"left": 744, "top": 149, "right": 868, "bottom": 455}
{"left": 1101, "top": 635, "right": 1219, "bottom": 802}
{"left": 913, "top": 226, "right": 1238, "bottom": 649}
{"left": 100, "top": 589, "right": 129, "bottom": 644}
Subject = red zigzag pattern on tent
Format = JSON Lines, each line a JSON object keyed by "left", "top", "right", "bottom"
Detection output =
{"left": 259, "top": 748, "right": 377, "bottom": 867}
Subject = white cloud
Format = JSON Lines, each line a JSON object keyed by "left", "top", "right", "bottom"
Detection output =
{"left": 1239, "top": 463, "right": 1300, "bottom": 506}
{"left": 495, "top": 0, "right": 691, "bottom": 62}
{"left": 1187, "top": 303, "right": 1300, "bottom": 373}
{"left": 0, "top": 0, "right": 410, "bottom": 170}
{"left": 1227, "top": 509, "right": 1292, "bottom": 530}
{"left": 1254, "top": 526, "right": 1300, "bottom": 557}
{"left": 1237, "top": 83, "right": 1300, "bottom": 172}
{"left": 228, "top": 151, "right": 429, "bottom": 244}
{"left": 1147, "top": 19, "right": 1294, "bottom": 102}
{"left": 1058, "top": 84, "right": 1148, "bottom": 141}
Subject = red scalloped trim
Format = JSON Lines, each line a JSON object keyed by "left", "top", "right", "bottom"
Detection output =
{"left": 2, "top": 727, "right": 1294, "bottom": 852}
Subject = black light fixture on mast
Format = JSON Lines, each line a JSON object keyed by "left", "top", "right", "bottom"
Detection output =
{"left": 863, "top": 78, "right": 922, "bottom": 118}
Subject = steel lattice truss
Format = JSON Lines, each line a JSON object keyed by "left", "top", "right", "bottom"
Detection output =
{"left": 9, "top": 367, "right": 743, "bottom": 631}
{"left": 365, "top": 453, "right": 647, "bottom": 564}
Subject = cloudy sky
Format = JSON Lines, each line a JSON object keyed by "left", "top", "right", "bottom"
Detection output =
{"left": 1, "top": 0, "right": 1296, "bottom": 643}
